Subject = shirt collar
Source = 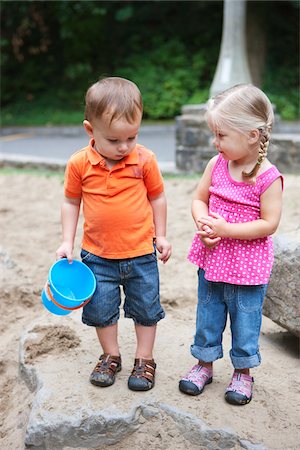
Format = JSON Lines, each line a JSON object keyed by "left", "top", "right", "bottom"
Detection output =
{"left": 87, "top": 139, "right": 139, "bottom": 168}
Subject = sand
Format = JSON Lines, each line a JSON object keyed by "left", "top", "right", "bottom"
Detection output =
{"left": 0, "top": 170, "right": 299, "bottom": 450}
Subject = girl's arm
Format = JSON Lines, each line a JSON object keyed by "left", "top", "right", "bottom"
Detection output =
{"left": 198, "top": 178, "right": 283, "bottom": 240}
{"left": 148, "top": 191, "right": 172, "bottom": 263}
{"left": 192, "top": 156, "right": 218, "bottom": 225}
{"left": 193, "top": 156, "right": 221, "bottom": 248}
{"left": 56, "top": 196, "right": 81, "bottom": 263}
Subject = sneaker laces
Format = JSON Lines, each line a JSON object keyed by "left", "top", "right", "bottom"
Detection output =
{"left": 95, "top": 355, "right": 119, "bottom": 374}
{"left": 183, "top": 365, "right": 212, "bottom": 385}
{"left": 134, "top": 364, "right": 146, "bottom": 378}
{"left": 132, "top": 359, "right": 155, "bottom": 379}
{"left": 227, "top": 373, "right": 253, "bottom": 397}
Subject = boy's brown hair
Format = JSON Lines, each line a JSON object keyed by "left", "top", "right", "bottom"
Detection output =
{"left": 85, "top": 77, "right": 143, "bottom": 125}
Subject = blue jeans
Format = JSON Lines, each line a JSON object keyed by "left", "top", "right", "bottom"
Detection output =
{"left": 191, "top": 269, "right": 267, "bottom": 369}
{"left": 80, "top": 249, "right": 165, "bottom": 328}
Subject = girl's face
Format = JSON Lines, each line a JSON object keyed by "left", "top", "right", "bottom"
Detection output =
{"left": 212, "top": 126, "right": 258, "bottom": 165}
{"left": 83, "top": 113, "right": 142, "bottom": 165}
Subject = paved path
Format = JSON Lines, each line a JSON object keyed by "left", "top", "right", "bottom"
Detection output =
{"left": 0, "top": 124, "right": 176, "bottom": 172}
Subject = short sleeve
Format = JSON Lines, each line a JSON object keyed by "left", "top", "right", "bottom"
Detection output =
{"left": 64, "top": 158, "right": 83, "bottom": 198}
{"left": 143, "top": 153, "right": 164, "bottom": 197}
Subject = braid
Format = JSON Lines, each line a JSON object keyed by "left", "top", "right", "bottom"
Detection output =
{"left": 242, "top": 126, "right": 271, "bottom": 181}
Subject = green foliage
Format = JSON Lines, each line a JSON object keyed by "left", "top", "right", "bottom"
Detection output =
{"left": 1, "top": 91, "right": 84, "bottom": 126}
{"left": 267, "top": 90, "right": 299, "bottom": 121}
{"left": 259, "top": 1, "right": 299, "bottom": 121}
{"left": 1, "top": 0, "right": 299, "bottom": 124}
{"left": 186, "top": 88, "right": 210, "bottom": 105}
{"left": 117, "top": 40, "right": 209, "bottom": 118}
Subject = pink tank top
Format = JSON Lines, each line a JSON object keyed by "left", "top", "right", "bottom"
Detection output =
{"left": 188, "top": 155, "right": 283, "bottom": 285}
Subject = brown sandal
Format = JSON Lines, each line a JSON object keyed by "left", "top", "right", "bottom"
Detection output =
{"left": 90, "top": 353, "right": 121, "bottom": 387}
{"left": 128, "top": 358, "right": 156, "bottom": 391}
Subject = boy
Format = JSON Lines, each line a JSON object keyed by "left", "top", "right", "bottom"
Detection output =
{"left": 56, "top": 77, "right": 172, "bottom": 391}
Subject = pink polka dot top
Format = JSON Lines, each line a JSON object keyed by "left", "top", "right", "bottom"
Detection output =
{"left": 188, "top": 155, "right": 283, "bottom": 285}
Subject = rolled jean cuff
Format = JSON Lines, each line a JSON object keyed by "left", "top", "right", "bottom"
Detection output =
{"left": 125, "top": 310, "right": 165, "bottom": 326}
{"left": 230, "top": 350, "right": 261, "bottom": 369}
{"left": 191, "top": 344, "right": 223, "bottom": 362}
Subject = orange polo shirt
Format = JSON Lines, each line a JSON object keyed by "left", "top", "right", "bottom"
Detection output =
{"left": 64, "top": 140, "right": 164, "bottom": 259}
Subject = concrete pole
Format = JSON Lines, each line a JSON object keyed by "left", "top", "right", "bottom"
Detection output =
{"left": 210, "top": 0, "right": 252, "bottom": 97}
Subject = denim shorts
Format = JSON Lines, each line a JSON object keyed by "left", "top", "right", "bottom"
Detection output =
{"left": 191, "top": 269, "right": 268, "bottom": 369}
{"left": 80, "top": 249, "right": 165, "bottom": 328}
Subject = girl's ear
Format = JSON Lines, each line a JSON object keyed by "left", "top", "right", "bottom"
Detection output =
{"left": 83, "top": 120, "right": 94, "bottom": 138}
{"left": 248, "top": 129, "right": 260, "bottom": 144}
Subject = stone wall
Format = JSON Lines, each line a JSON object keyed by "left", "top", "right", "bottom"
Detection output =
{"left": 175, "top": 105, "right": 300, "bottom": 174}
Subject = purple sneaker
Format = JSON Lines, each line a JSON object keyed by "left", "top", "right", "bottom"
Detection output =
{"left": 225, "top": 372, "right": 254, "bottom": 405}
{"left": 179, "top": 364, "right": 213, "bottom": 396}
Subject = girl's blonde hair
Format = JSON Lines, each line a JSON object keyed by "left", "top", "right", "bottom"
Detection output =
{"left": 205, "top": 84, "right": 274, "bottom": 181}
{"left": 85, "top": 77, "right": 143, "bottom": 124}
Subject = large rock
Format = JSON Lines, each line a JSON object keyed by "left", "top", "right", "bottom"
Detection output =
{"left": 263, "top": 233, "right": 300, "bottom": 337}
{"left": 20, "top": 315, "right": 267, "bottom": 450}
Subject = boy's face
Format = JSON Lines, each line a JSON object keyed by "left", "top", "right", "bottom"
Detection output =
{"left": 83, "top": 113, "right": 141, "bottom": 164}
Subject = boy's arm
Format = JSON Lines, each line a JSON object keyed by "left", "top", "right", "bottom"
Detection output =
{"left": 198, "top": 178, "right": 283, "bottom": 240}
{"left": 148, "top": 191, "right": 172, "bottom": 263}
{"left": 56, "top": 196, "right": 81, "bottom": 263}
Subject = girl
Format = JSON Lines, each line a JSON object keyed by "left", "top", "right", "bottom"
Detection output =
{"left": 179, "top": 84, "right": 283, "bottom": 405}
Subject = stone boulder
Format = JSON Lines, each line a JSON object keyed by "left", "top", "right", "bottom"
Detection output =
{"left": 263, "top": 233, "right": 300, "bottom": 337}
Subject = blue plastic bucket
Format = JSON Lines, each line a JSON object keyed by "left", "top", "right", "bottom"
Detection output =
{"left": 41, "top": 259, "right": 96, "bottom": 316}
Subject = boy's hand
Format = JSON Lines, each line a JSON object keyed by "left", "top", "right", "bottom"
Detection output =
{"left": 155, "top": 236, "right": 172, "bottom": 264}
{"left": 56, "top": 242, "right": 74, "bottom": 264}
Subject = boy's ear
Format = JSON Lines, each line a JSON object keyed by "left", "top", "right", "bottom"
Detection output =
{"left": 248, "top": 129, "right": 260, "bottom": 144}
{"left": 83, "top": 120, "right": 94, "bottom": 137}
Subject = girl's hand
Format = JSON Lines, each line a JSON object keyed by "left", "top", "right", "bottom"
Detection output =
{"left": 155, "top": 236, "right": 172, "bottom": 264}
{"left": 198, "top": 234, "right": 221, "bottom": 248}
{"left": 200, "top": 224, "right": 213, "bottom": 235}
{"left": 197, "top": 212, "right": 228, "bottom": 238}
{"left": 56, "top": 242, "right": 74, "bottom": 264}
{"left": 195, "top": 221, "right": 221, "bottom": 248}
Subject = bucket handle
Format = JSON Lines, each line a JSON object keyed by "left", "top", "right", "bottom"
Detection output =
{"left": 45, "top": 282, "right": 91, "bottom": 311}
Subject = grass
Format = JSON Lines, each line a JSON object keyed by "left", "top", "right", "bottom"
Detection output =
{"left": 1, "top": 107, "right": 175, "bottom": 127}
{"left": 0, "top": 167, "right": 65, "bottom": 179}
{"left": 163, "top": 172, "right": 200, "bottom": 179}
{"left": 1, "top": 106, "right": 84, "bottom": 127}
{"left": 2, "top": 89, "right": 298, "bottom": 127}
{"left": 0, "top": 166, "right": 199, "bottom": 180}
{"left": 1, "top": 95, "right": 175, "bottom": 127}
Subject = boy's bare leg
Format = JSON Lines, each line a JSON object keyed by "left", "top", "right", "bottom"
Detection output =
{"left": 96, "top": 323, "right": 120, "bottom": 356}
{"left": 134, "top": 323, "right": 157, "bottom": 359}
{"left": 90, "top": 323, "right": 121, "bottom": 387}
{"left": 127, "top": 324, "right": 157, "bottom": 391}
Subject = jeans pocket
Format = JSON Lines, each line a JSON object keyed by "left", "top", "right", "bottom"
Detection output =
{"left": 237, "top": 285, "right": 266, "bottom": 313}
{"left": 198, "top": 270, "right": 213, "bottom": 304}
